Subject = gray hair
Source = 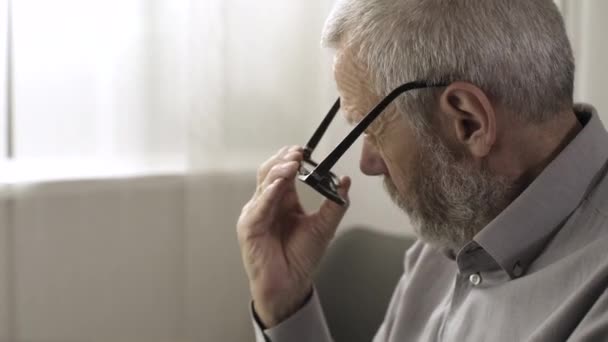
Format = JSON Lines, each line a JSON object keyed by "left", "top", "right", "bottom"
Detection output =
{"left": 322, "top": 0, "right": 575, "bottom": 130}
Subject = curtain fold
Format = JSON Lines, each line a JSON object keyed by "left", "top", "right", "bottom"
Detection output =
{"left": 187, "top": 0, "right": 335, "bottom": 171}
{"left": 560, "top": 0, "right": 608, "bottom": 119}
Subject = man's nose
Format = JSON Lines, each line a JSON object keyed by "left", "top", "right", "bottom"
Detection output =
{"left": 359, "top": 137, "right": 388, "bottom": 176}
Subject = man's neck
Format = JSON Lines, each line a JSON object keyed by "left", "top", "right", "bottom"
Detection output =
{"left": 492, "top": 109, "right": 583, "bottom": 189}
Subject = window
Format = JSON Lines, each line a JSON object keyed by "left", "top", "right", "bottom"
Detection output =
{"left": 0, "top": 0, "right": 188, "bottom": 182}
{"left": 0, "top": 0, "right": 8, "bottom": 160}
{"left": 0, "top": 0, "right": 339, "bottom": 180}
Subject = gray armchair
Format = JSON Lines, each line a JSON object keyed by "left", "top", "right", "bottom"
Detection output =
{"left": 315, "top": 228, "right": 416, "bottom": 342}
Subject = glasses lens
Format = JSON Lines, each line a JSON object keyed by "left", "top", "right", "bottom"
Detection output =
{"left": 298, "top": 159, "right": 340, "bottom": 190}
{"left": 298, "top": 159, "right": 315, "bottom": 177}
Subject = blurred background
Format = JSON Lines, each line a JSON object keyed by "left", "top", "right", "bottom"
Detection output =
{"left": 0, "top": 0, "right": 606, "bottom": 341}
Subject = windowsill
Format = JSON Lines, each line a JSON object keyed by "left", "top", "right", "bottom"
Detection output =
{"left": 0, "top": 158, "right": 187, "bottom": 185}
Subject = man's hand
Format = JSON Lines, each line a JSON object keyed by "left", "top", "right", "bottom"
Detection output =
{"left": 237, "top": 145, "right": 351, "bottom": 328}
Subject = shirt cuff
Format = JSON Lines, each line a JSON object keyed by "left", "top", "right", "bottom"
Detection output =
{"left": 250, "top": 288, "right": 333, "bottom": 342}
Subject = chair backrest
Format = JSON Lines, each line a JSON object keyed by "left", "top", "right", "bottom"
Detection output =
{"left": 315, "top": 227, "right": 415, "bottom": 342}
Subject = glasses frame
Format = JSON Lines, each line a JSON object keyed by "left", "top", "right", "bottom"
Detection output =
{"left": 298, "top": 81, "right": 448, "bottom": 206}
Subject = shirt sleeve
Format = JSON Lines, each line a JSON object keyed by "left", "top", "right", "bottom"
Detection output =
{"left": 250, "top": 288, "right": 333, "bottom": 342}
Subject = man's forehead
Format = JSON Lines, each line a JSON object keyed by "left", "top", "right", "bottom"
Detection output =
{"left": 333, "top": 48, "right": 364, "bottom": 76}
{"left": 332, "top": 46, "right": 397, "bottom": 132}
{"left": 333, "top": 49, "right": 373, "bottom": 125}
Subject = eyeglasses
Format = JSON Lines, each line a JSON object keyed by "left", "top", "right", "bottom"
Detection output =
{"left": 297, "top": 81, "right": 448, "bottom": 206}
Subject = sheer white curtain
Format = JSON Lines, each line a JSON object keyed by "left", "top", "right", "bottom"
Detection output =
{"left": 559, "top": 0, "right": 608, "bottom": 120}
{"left": 188, "top": 0, "right": 336, "bottom": 171}
{"left": 0, "top": 0, "right": 6, "bottom": 159}
{"left": 6, "top": 0, "right": 189, "bottom": 178}
{"left": 3, "top": 0, "right": 607, "bottom": 174}
{"left": 5, "top": 0, "right": 342, "bottom": 176}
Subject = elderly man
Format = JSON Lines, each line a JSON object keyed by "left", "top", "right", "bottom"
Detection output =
{"left": 237, "top": 0, "right": 608, "bottom": 340}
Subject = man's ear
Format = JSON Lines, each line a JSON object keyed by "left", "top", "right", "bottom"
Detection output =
{"left": 438, "top": 82, "right": 496, "bottom": 158}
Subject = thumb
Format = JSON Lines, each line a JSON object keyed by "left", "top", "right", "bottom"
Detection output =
{"left": 316, "top": 176, "right": 351, "bottom": 229}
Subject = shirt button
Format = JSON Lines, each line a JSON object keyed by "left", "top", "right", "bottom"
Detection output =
{"left": 513, "top": 262, "right": 523, "bottom": 277}
{"left": 469, "top": 273, "right": 482, "bottom": 286}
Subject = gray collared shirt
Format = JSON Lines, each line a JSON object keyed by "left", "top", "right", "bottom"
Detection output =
{"left": 252, "top": 104, "right": 608, "bottom": 341}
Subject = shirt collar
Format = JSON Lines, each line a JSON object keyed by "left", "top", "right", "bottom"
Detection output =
{"left": 456, "top": 104, "right": 608, "bottom": 279}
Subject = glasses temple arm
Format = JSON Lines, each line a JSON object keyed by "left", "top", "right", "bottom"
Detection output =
{"left": 304, "top": 98, "right": 340, "bottom": 159}
{"left": 314, "top": 82, "right": 445, "bottom": 174}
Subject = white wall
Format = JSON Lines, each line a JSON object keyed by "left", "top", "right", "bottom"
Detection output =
{"left": 0, "top": 174, "right": 276, "bottom": 342}
{"left": 183, "top": 173, "right": 255, "bottom": 341}
{"left": 2, "top": 177, "right": 187, "bottom": 342}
